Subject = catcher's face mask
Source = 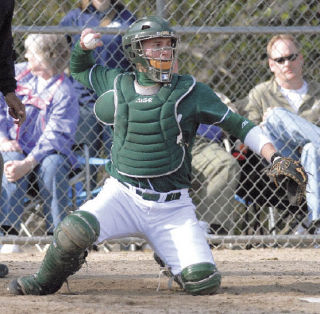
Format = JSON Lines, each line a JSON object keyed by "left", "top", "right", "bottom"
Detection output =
{"left": 122, "top": 16, "right": 178, "bottom": 82}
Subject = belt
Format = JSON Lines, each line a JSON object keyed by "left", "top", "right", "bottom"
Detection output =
{"left": 119, "top": 181, "right": 181, "bottom": 202}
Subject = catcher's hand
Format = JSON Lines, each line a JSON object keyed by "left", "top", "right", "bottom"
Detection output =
{"left": 266, "top": 155, "right": 308, "bottom": 206}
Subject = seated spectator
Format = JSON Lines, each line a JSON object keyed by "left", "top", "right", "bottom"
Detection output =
{"left": 191, "top": 94, "right": 241, "bottom": 234}
{"left": 0, "top": 33, "right": 79, "bottom": 241}
{"left": 60, "top": 0, "right": 136, "bottom": 187}
{"left": 244, "top": 34, "right": 320, "bottom": 234}
{"left": 60, "top": 0, "right": 135, "bottom": 69}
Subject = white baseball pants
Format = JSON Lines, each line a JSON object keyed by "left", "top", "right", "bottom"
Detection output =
{"left": 79, "top": 177, "right": 215, "bottom": 275}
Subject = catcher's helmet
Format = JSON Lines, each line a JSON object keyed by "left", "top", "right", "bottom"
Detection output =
{"left": 122, "top": 16, "right": 178, "bottom": 82}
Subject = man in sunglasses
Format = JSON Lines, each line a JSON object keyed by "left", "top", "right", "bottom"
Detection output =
{"left": 245, "top": 34, "right": 320, "bottom": 234}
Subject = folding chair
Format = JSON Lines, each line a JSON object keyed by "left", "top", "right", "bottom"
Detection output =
{"left": 19, "top": 143, "right": 93, "bottom": 251}
{"left": 222, "top": 136, "right": 279, "bottom": 236}
{"left": 233, "top": 146, "right": 308, "bottom": 236}
{"left": 70, "top": 156, "right": 109, "bottom": 206}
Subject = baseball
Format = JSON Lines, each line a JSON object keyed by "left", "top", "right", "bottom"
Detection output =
{"left": 83, "top": 33, "right": 99, "bottom": 49}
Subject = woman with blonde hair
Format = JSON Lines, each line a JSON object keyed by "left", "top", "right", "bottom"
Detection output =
{"left": 0, "top": 33, "right": 79, "bottom": 244}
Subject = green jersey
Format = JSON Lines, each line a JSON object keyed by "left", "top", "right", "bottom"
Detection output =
{"left": 71, "top": 42, "right": 255, "bottom": 192}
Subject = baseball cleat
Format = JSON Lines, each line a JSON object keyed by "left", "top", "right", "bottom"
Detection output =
{"left": 8, "top": 276, "right": 42, "bottom": 295}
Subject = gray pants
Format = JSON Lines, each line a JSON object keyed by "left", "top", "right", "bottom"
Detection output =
{"left": 191, "top": 138, "right": 240, "bottom": 231}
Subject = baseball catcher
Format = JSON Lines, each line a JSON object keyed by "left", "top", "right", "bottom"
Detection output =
{"left": 267, "top": 153, "right": 308, "bottom": 206}
{"left": 8, "top": 16, "right": 299, "bottom": 296}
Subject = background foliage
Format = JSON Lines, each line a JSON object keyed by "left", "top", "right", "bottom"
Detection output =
{"left": 13, "top": 0, "right": 320, "bottom": 102}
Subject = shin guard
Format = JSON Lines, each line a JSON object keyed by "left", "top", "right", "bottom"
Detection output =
{"left": 9, "top": 211, "right": 100, "bottom": 295}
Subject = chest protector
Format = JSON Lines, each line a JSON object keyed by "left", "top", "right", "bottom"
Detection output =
{"left": 110, "top": 73, "right": 195, "bottom": 178}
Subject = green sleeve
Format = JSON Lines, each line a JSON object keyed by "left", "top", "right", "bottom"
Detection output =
{"left": 89, "top": 67, "right": 122, "bottom": 97}
{"left": 190, "top": 82, "right": 256, "bottom": 142}
{"left": 194, "top": 82, "right": 229, "bottom": 124}
{"left": 70, "top": 41, "right": 96, "bottom": 90}
{"left": 220, "top": 111, "right": 256, "bottom": 142}
{"left": 70, "top": 41, "right": 124, "bottom": 97}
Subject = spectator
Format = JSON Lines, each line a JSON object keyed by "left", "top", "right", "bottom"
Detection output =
{"left": 60, "top": 0, "right": 136, "bottom": 187}
{"left": 191, "top": 94, "right": 241, "bottom": 234}
{"left": 244, "top": 34, "right": 320, "bottom": 234}
{"left": 60, "top": 0, "right": 135, "bottom": 69}
{"left": 0, "top": 0, "right": 25, "bottom": 278}
{"left": 0, "top": 33, "right": 79, "bottom": 249}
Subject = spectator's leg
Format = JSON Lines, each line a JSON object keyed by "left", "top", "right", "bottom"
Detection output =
{"left": 191, "top": 140, "right": 241, "bottom": 233}
{"left": 37, "top": 154, "right": 70, "bottom": 234}
{"left": 262, "top": 107, "right": 320, "bottom": 157}
{"left": 0, "top": 151, "right": 28, "bottom": 233}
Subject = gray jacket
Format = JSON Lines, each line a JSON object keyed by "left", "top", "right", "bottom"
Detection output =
{"left": 245, "top": 77, "right": 320, "bottom": 127}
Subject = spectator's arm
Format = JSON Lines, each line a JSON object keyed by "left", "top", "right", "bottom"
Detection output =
{"left": 4, "top": 156, "right": 37, "bottom": 182}
{"left": 28, "top": 84, "right": 79, "bottom": 164}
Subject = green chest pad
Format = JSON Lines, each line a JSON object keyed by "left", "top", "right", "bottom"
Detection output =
{"left": 94, "top": 90, "right": 115, "bottom": 125}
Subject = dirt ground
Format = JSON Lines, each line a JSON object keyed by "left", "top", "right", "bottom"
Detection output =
{"left": 0, "top": 247, "right": 320, "bottom": 314}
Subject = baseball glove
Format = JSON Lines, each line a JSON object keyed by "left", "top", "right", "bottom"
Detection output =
{"left": 266, "top": 156, "right": 308, "bottom": 206}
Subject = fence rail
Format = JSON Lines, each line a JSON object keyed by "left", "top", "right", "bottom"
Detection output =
{"left": 0, "top": 0, "right": 319, "bottom": 251}
{"left": 13, "top": 25, "right": 320, "bottom": 35}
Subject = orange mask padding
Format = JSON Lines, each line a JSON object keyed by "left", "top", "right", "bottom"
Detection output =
{"left": 150, "top": 59, "right": 172, "bottom": 70}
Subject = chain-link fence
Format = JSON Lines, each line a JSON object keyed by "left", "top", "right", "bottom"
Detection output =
{"left": 1, "top": 0, "right": 320, "bottom": 251}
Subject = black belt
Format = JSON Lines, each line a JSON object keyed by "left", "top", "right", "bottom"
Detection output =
{"left": 119, "top": 181, "right": 181, "bottom": 202}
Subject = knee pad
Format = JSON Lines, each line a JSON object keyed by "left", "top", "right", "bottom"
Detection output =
{"left": 177, "top": 262, "right": 221, "bottom": 295}
{"left": 54, "top": 210, "right": 100, "bottom": 253}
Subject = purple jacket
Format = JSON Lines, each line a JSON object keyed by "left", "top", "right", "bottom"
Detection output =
{"left": 60, "top": 5, "right": 135, "bottom": 108}
{"left": 0, "top": 62, "right": 80, "bottom": 167}
{"left": 197, "top": 124, "right": 222, "bottom": 142}
{"left": 60, "top": 4, "right": 135, "bottom": 70}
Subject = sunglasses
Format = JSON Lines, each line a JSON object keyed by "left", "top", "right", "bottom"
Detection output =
{"left": 272, "top": 53, "right": 299, "bottom": 64}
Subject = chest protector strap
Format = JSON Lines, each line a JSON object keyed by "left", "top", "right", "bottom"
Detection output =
{"left": 112, "top": 73, "right": 195, "bottom": 178}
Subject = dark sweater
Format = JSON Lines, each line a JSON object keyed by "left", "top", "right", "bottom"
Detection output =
{"left": 0, "top": 0, "right": 16, "bottom": 96}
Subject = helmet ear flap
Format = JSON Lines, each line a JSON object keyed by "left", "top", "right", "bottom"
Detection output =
{"left": 129, "top": 51, "right": 135, "bottom": 59}
{"left": 124, "top": 44, "right": 135, "bottom": 59}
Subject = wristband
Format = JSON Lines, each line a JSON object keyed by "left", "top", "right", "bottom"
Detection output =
{"left": 271, "top": 152, "right": 282, "bottom": 163}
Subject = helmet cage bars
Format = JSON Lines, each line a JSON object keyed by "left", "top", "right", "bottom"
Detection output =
{"left": 130, "top": 32, "right": 178, "bottom": 82}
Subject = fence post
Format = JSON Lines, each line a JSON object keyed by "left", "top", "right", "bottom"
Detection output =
{"left": 156, "top": 0, "right": 167, "bottom": 19}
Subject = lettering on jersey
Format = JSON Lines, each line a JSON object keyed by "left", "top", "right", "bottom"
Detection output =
{"left": 136, "top": 97, "right": 153, "bottom": 103}
{"left": 241, "top": 120, "right": 249, "bottom": 129}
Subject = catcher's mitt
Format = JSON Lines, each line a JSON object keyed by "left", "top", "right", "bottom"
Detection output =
{"left": 266, "top": 155, "right": 308, "bottom": 206}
